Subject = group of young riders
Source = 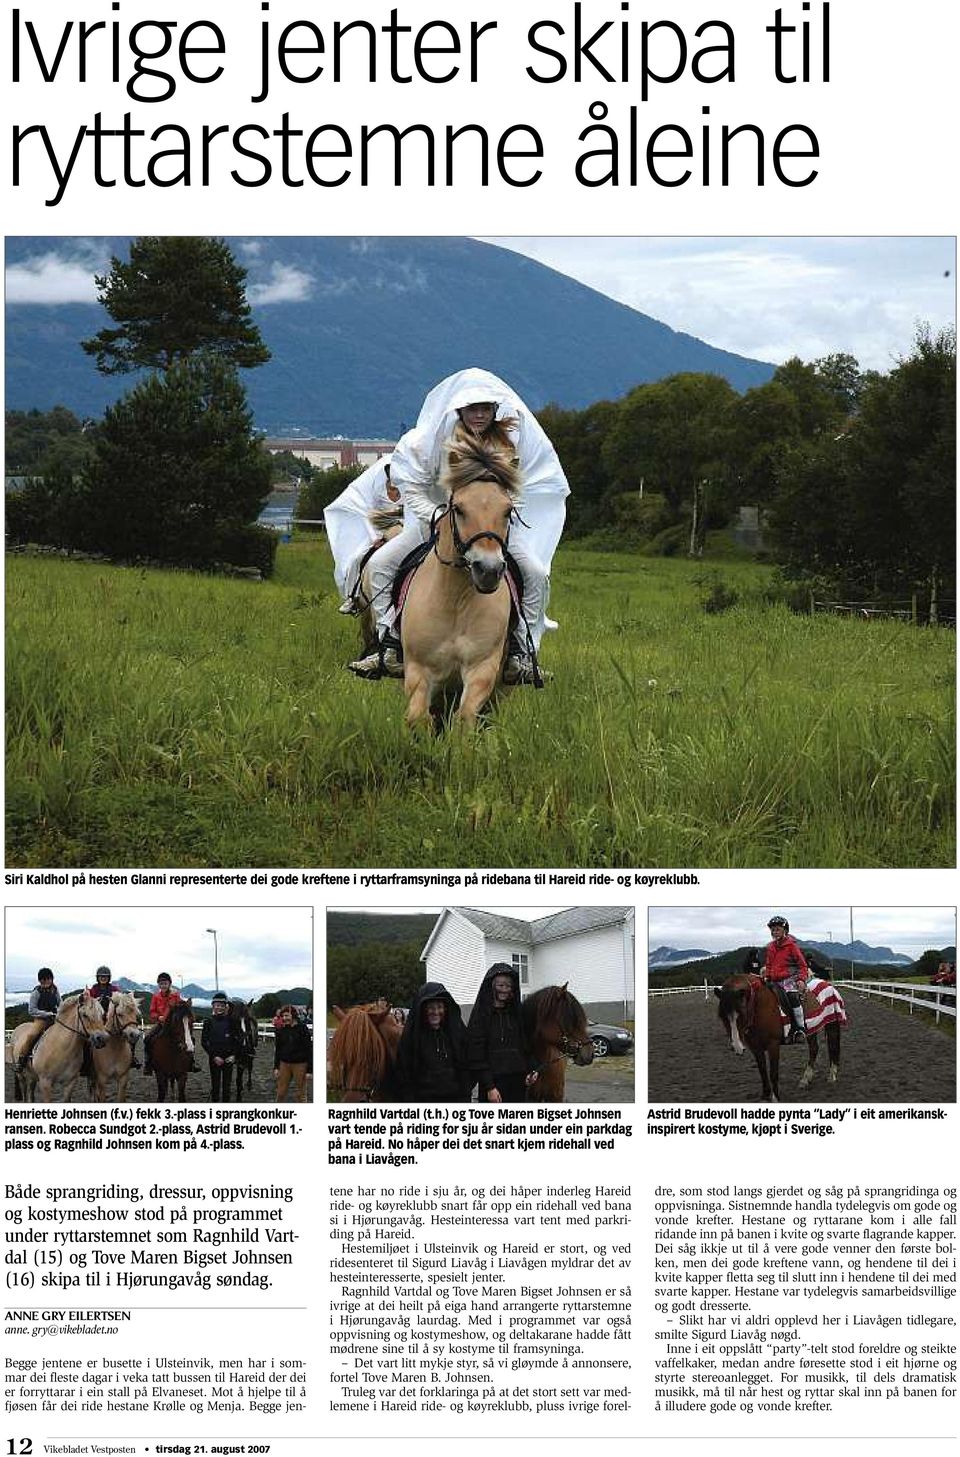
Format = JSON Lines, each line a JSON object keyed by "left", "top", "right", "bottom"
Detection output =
{"left": 15, "top": 966, "right": 312, "bottom": 1101}
{"left": 395, "top": 962, "right": 541, "bottom": 1102}
{"left": 324, "top": 367, "right": 569, "bottom": 685}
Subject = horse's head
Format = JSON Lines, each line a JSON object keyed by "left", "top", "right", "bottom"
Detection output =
{"left": 107, "top": 991, "right": 141, "bottom": 1040}
{"left": 73, "top": 993, "right": 110, "bottom": 1049}
{"left": 714, "top": 974, "right": 754, "bottom": 1055}
{"left": 443, "top": 436, "right": 520, "bottom": 594}
{"left": 328, "top": 999, "right": 399, "bottom": 1100}
{"left": 527, "top": 984, "right": 595, "bottom": 1066}
{"left": 169, "top": 998, "right": 195, "bottom": 1053}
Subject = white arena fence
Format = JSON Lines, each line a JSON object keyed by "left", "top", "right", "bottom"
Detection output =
{"left": 648, "top": 982, "right": 713, "bottom": 1001}
{"left": 833, "top": 980, "right": 957, "bottom": 1025}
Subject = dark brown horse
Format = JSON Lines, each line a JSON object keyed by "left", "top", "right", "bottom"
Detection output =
{"left": 327, "top": 999, "right": 402, "bottom": 1101}
{"left": 151, "top": 998, "right": 195, "bottom": 1101}
{"left": 229, "top": 1000, "right": 259, "bottom": 1094}
{"left": 714, "top": 963, "right": 843, "bottom": 1100}
{"left": 522, "top": 984, "right": 595, "bottom": 1101}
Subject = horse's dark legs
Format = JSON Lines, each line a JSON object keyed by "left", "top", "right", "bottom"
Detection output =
{"left": 768, "top": 1043, "right": 781, "bottom": 1100}
{"left": 751, "top": 1046, "right": 774, "bottom": 1100}
{"left": 799, "top": 1033, "right": 819, "bottom": 1089}
{"left": 826, "top": 1024, "right": 841, "bottom": 1083}
{"left": 155, "top": 1072, "right": 168, "bottom": 1102}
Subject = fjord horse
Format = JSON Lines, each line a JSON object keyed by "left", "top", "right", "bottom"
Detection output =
{"left": 151, "top": 998, "right": 195, "bottom": 1101}
{"left": 401, "top": 440, "right": 520, "bottom": 727}
{"left": 327, "top": 999, "right": 402, "bottom": 1101}
{"left": 715, "top": 960, "right": 842, "bottom": 1100}
{"left": 8, "top": 994, "right": 109, "bottom": 1101}
{"left": 522, "top": 984, "right": 595, "bottom": 1101}
{"left": 90, "top": 991, "right": 142, "bottom": 1101}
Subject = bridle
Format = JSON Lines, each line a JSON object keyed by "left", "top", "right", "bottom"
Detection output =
{"left": 105, "top": 995, "right": 142, "bottom": 1039}
{"left": 54, "top": 997, "right": 105, "bottom": 1043}
{"left": 432, "top": 484, "right": 523, "bottom": 570}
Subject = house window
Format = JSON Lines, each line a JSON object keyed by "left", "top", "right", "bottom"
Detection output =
{"left": 512, "top": 953, "right": 529, "bottom": 985}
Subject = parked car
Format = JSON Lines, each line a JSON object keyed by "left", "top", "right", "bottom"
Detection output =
{"left": 587, "top": 1021, "right": 634, "bottom": 1057}
{"left": 930, "top": 963, "right": 956, "bottom": 986}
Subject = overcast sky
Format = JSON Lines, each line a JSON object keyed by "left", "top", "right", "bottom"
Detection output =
{"left": 5, "top": 907, "right": 313, "bottom": 995}
{"left": 482, "top": 236, "right": 955, "bottom": 372}
{"left": 647, "top": 907, "right": 956, "bottom": 960}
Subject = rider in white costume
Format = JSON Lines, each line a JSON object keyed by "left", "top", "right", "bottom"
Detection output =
{"left": 323, "top": 454, "right": 400, "bottom": 611}
{"left": 347, "top": 368, "right": 570, "bottom": 684}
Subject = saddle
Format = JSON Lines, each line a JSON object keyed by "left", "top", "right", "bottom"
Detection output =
{"left": 387, "top": 538, "right": 539, "bottom": 680}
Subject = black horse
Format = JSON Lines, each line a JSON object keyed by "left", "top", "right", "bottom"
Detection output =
{"left": 229, "top": 1000, "right": 259, "bottom": 1094}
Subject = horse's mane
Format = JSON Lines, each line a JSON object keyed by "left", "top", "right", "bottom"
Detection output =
{"left": 522, "top": 984, "right": 587, "bottom": 1039}
{"left": 328, "top": 1003, "right": 398, "bottom": 1093}
{"left": 444, "top": 422, "right": 520, "bottom": 499}
{"left": 369, "top": 503, "right": 404, "bottom": 533}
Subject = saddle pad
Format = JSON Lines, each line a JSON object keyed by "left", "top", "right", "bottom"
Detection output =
{"left": 796, "top": 977, "right": 848, "bottom": 1033}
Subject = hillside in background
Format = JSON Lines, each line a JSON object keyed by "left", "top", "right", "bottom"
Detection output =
{"left": 648, "top": 944, "right": 954, "bottom": 988}
{"left": 326, "top": 912, "right": 437, "bottom": 950}
{"left": 6, "top": 236, "right": 774, "bottom": 434}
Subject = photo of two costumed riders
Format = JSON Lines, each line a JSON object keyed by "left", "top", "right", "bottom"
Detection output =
{"left": 4, "top": 906, "right": 314, "bottom": 1103}
{"left": 326, "top": 906, "right": 635, "bottom": 1103}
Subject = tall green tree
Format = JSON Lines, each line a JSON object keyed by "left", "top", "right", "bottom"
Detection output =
{"left": 537, "top": 399, "right": 618, "bottom": 531}
{"left": 77, "top": 354, "right": 272, "bottom": 564}
{"left": 81, "top": 237, "right": 271, "bottom": 375}
{"left": 602, "top": 372, "right": 737, "bottom": 517}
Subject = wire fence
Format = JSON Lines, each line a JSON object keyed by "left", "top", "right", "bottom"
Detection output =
{"left": 810, "top": 597, "right": 956, "bottom": 628}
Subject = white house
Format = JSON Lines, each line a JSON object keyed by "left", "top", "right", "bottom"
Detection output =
{"left": 419, "top": 907, "right": 635, "bottom": 1022}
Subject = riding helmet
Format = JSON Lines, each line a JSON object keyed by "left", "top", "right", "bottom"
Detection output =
{"left": 767, "top": 916, "right": 789, "bottom": 932}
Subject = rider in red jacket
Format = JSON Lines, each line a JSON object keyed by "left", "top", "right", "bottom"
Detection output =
{"left": 764, "top": 916, "right": 809, "bottom": 1043}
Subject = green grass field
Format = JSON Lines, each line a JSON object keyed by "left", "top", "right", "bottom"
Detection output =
{"left": 6, "top": 541, "right": 955, "bottom": 868}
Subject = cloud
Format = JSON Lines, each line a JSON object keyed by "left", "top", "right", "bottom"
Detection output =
{"left": 6, "top": 244, "right": 107, "bottom": 305}
{"left": 247, "top": 262, "right": 314, "bottom": 305}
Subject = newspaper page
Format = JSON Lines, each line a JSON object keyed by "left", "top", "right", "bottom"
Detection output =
{"left": 2, "top": 4, "right": 958, "bottom": 1457}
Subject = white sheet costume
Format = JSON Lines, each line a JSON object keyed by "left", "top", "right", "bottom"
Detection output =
{"left": 323, "top": 455, "right": 396, "bottom": 600}
{"left": 363, "top": 368, "right": 569, "bottom": 651}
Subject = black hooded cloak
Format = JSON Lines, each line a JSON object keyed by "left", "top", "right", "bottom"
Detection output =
{"left": 466, "top": 962, "right": 530, "bottom": 1100}
{"left": 396, "top": 982, "right": 472, "bottom": 1101}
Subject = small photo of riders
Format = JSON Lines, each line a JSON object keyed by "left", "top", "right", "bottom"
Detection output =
{"left": 4, "top": 905, "right": 314, "bottom": 1103}
{"left": 326, "top": 905, "right": 636, "bottom": 1103}
{"left": 647, "top": 905, "right": 957, "bottom": 1104}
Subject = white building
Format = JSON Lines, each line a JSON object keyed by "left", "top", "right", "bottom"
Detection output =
{"left": 420, "top": 907, "right": 635, "bottom": 1022}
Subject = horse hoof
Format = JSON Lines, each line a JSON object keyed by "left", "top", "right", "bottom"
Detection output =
{"left": 827, "top": 1066, "right": 839, "bottom": 1084}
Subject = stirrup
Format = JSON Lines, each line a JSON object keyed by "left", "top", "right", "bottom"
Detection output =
{"left": 338, "top": 598, "right": 362, "bottom": 616}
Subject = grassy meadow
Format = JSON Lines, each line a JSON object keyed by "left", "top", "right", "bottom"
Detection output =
{"left": 6, "top": 540, "right": 955, "bottom": 868}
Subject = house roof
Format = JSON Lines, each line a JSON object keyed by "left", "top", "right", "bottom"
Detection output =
{"left": 453, "top": 905, "right": 632, "bottom": 946}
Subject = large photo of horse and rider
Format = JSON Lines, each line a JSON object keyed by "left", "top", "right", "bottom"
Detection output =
{"left": 5, "top": 235, "right": 955, "bottom": 869}
{"left": 4, "top": 906, "right": 314, "bottom": 1103}
{"left": 647, "top": 906, "right": 957, "bottom": 1104}
{"left": 325, "top": 906, "right": 635, "bottom": 1104}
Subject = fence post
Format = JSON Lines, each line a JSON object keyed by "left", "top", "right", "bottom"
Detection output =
{"left": 911, "top": 592, "right": 918, "bottom": 625}
{"left": 809, "top": 591, "right": 816, "bottom": 617}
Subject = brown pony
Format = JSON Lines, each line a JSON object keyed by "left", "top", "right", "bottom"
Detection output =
{"left": 151, "top": 998, "right": 195, "bottom": 1101}
{"left": 714, "top": 967, "right": 842, "bottom": 1101}
{"left": 327, "top": 999, "right": 402, "bottom": 1101}
{"left": 401, "top": 438, "right": 520, "bottom": 727}
{"left": 522, "top": 984, "right": 595, "bottom": 1101}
